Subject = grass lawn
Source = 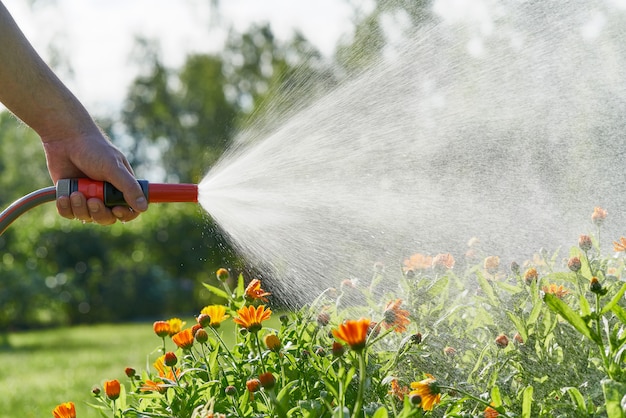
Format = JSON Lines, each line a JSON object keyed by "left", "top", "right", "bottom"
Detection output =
{"left": 0, "top": 321, "right": 193, "bottom": 418}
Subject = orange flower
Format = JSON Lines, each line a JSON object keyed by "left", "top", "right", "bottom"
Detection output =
{"left": 523, "top": 268, "right": 538, "bottom": 284}
{"left": 233, "top": 305, "right": 272, "bottom": 332}
{"left": 382, "top": 299, "right": 410, "bottom": 333}
{"left": 245, "top": 279, "right": 271, "bottom": 302}
{"left": 140, "top": 379, "right": 167, "bottom": 394}
{"left": 199, "top": 304, "right": 230, "bottom": 327}
{"left": 153, "top": 320, "right": 170, "bottom": 337}
{"left": 167, "top": 318, "right": 186, "bottom": 336}
{"left": 389, "top": 379, "right": 410, "bottom": 401}
{"left": 332, "top": 318, "right": 371, "bottom": 351}
{"left": 432, "top": 253, "right": 455, "bottom": 271}
{"left": 153, "top": 355, "right": 180, "bottom": 380}
{"left": 409, "top": 374, "right": 442, "bottom": 411}
{"left": 483, "top": 256, "right": 500, "bottom": 275}
{"left": 542, "top": 283, "right": 569, "bottom": 298}
{"left": 52, "top": 402, "right": 76, "bottom": 418}
{"left": 592, "top": 206, "right": 607, "bottom": 226}
{"left": 172, "top": 328, "right": 195, "bottom": 349}
{"left": 103, "top": 379, "right": 121, "bottom": 401}
{"left": 613, "top": 237, "right": 626, "bottom": 252}
{"left": 484, "top": 404, "right": 500, "bottom": 417}
{"left": 403, "top": 253, "right": 433, "bottom": 273}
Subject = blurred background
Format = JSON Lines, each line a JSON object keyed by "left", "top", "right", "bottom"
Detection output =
{"left": 0, "top": 0, "right": 418, "bottom": 335}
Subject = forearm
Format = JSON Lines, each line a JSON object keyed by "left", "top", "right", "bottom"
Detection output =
{"left": 0, "top": 1, "right": 95, "bottom": 142}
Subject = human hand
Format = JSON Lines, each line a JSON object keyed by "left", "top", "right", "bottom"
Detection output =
{"left": 42, "top": 130, "right": 148, "bottom": 225}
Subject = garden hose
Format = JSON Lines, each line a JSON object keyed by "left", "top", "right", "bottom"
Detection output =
{"left": 0, "top": 178, "right": 198, "bottom": 236}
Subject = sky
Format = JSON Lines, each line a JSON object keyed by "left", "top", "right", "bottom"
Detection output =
{"left": 4, "top": 0, "right": 359, "bottom": 113}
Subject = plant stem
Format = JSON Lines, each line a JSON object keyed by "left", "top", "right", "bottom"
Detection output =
{"left": 352, "top": 350, "right": 367, "bottom": 418}
{"left": 253, "top": 332, "right": 267, "bottom": 373}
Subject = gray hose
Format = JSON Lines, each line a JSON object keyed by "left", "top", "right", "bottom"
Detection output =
{"left": 0, "top": 186, "right": 56, "bottom": 236}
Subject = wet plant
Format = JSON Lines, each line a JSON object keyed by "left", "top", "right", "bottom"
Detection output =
{"left": 53, "top": 207, "right": 626, "bottom": 417}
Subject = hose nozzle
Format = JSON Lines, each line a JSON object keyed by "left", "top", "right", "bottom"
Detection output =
{"left": 56, "top": 179, "right": 198, "bottom": 205}
{"left": 0, "top": 179, "right": 198, "bottom": 236}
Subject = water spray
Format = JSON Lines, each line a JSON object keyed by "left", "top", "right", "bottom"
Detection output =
{"left": 0, "top": 178, "right": 198, "bottom": 235}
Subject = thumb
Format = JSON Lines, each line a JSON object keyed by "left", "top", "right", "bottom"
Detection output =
{"left": 109, "top": 171, "right": 149, "bottom": 212}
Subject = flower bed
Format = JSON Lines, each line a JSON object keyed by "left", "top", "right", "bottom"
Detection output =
{"left": 54, "top": 207, "right": 626, "bottom": 417}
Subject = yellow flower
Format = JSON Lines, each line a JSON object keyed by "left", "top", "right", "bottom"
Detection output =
{"left": 167, "top": 318, "right": 186, "bottom": 336}
{"left": 245, "top": 279, "right": 272, "bottom": 302}
{"left": 332, "top": 318, "right": 371, "bottom": 351}
{"left": 52, "top": 402, "right": 76, "bottom": 418}
{"left": 542, "top": 283, "right": 569, "bottom": 298}
{"left": 153, "top": 355, "right": 179, "bottom": 380}
{"left": 264, "top": 334, "right": 282, "bottom": 352}
{"left": 172, "top": 328, "right": 195, "bottom": 349}
{"left": 233, "top": 305, "right": 272, "bottom": 332}
{"left": 409, "top": 374, "right": 442, "bottom": 411}
{"left": 381, "top": 299, "right": 410, "bottom": 333}
{"left": 200, "top": 305, "right": 230, "bottom": 327}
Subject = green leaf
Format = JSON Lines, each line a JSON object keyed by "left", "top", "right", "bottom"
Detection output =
{"left": 521, "top": 385, "right": 534, "bottom": 418}
{"left": 426, "top": 275, "right": 449, "bottom": 298}
{"left": 490, "top": 385, "right": 502, "bottom": 406}
{"left": 202, "top": 283, "right": 230, "bottom": 300}
{"left": 611, "top": 305, "right": 626, "bottom": 325}
{"left": 476, "top": 271, "right": 498, "bottom": 305}
{"left": 494, "top": 280, "right": 523, "bottom": 294}
{"left": 602, "top": 379, "right": 626, "bottom": 418}
{"left": 527, "top": 298, "right": 543, "bottom": 326}
{"left": 602, "top": 283, "right": 626, "bottom": 314}
{"left": 543, "top": 293, "right": 601, "bottom": 345}
{"left": 506, "top": 311, "right": 528, "bottom": 342}
{"left": 372, "top": 407, "right": 389, "bottom": 418}
{"left": 564, "top": 387, "right": 587, "bottom": 412}
{"left": 236, "top": 273, "right": 245, "bottom": 298}
{"left": 579, "top": 294, "right": 592, "bottom": 317}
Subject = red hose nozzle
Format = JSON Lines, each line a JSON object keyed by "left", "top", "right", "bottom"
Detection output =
{"left": 56, "top": 179, "right": 198, "bottom": 206}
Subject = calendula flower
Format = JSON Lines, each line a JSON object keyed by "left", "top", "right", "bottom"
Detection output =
{"left": 382, "top": 299, "right": 410, "bottom": 333}
{"left": 483, "top": 256, "right": 500, "bottom": 276}
{"left": 153, "top": 355, "right": 180, "bottom": 380}
{"left": 332, "top": 318, "right": 371, "bottom": 351}
{"left": 264, "top": 334, "right": 281, "bottom": 352}
{"left": 484, "top": 404, "right": 500, "bottom": 417}
{"left": 53, "top": 402, "right": 76, "bottom": 418}
{"left": 172, "top": 328, "right": 195, "bottom": 349}
{"left": 245, "top": 279, "right": 272, "bottom": 302}
{"left": 495, "top": 334, "right": 509, "bottom": 348}
{"left": 153, "top": 320, "right": 170, "bottom": 338}
{"left": 199, "top": 305, "right": 230, "bottom": 327}
{"left": 233, "top": 305, "right": 272, "bottom": 332}
{"left": 432, "top": 253, "right": 455, "bottom": 272}
{"left": 403, "top": 253, "right": 433, "bottom": 273}
{"left": 409, "top": 374, "right": 442, "bottom": 411}
{"left": 579, "top": 234, "right": 593, "bottom": 252}
{"left": 167, "top": 318, "right": 186, "bottom": 336}
{"left": 523, "top": 268, "right": 538, "bottom": 284}
{"left": 103, "top": 379, "right": 121, "bottom": 401}
{"left": 592, "top": 207, "right": 607, "bottom": 226}
{"left": 542, "top": 283, "right": 569, "bottom": 298}
{"left": 389, "top": 379, "right": 410, "bottom": 401}
{"left": 613, "top": 237, "right": 626, "bottom": 252}
{"left": 140, "top": 379, "right": 167, "bottom": 394}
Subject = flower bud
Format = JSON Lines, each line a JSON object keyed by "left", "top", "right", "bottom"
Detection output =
{"left": 590, "top": 277, "right": 604, "bottom": 294}
{"left": 443, "top": 346, "right": 456, "bottom": 357}
{"left": 279, "top": 314, "right": 289, "bottom": 326}
{"left": 124, "top": 367, "right": 136, "bottom": 378}
{"left": 410, "top": 333, "right": 422, "bottom": 345}
{"left": 153, "top": 320, "right": 170, "bottom": 338}
{"left": 567, "top": 257, "right": 581, "bottom": 272}
{"left": 92, "top": 386, "right": 101, "bottom": 396}
{"left": 510, "top": 261, "right": 520, "bottom": 275}
{"left": 191, "top": 323, "right": 203, "bottom": 336}
{"left": 579, "top": 234, "right": 593, "bottom": 252}
{"left": 264, "top": 334, "right": 281, "bottom": 352}
{"left": 495, "top": 334, "right": 509, "bottom": 348}
{"left": 259, "top": 372, "right": 276, "bottom": 390}
{"left": 483, "top": 256, "right": 500, "bottom": 275}
{"left": 332, "top": 342, "right": 345, "bottom": 358}
{"left": 315, "top": 346, "right": 326, "bottom": 356}
{"left": 195, "top": 328, "right": 209, "bottom": 344}
{"left": 225, "top": 385, "right": 237, "bottom": 396}
{"left": 216, "top": 268, "right": 230, "bottom": 282}
{"left": 591, "top": 207, "right": 607, "bottom": 226}
{"left": 197, "top": 313, "right": 212, "bottom": 328}
{"left": 524, "top": 268, "right": 538, "bottom": 285}
{"left": 246, "top": 379, "right": 261, "bottom": 393}
{"left": 164, "top": 351, "right": 178, "bottom": 367}
{"left": 513, "top": 333, "right": 524, "bottom": 344}
{"left": 409, "top": 393, "right": 422, "bottom": 406}
{"left": 317, "top": 312, "right": 331, "bottom": 327}
{"left": 103, "top": 379, "right": 121, "bottom": 401}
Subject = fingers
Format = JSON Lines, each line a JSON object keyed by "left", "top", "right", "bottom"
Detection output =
{"left": 109, "top": 167, "right": 149, "bottom": 214}
{"left": 56, "top": 192, "right": 139, "bottom": 225}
